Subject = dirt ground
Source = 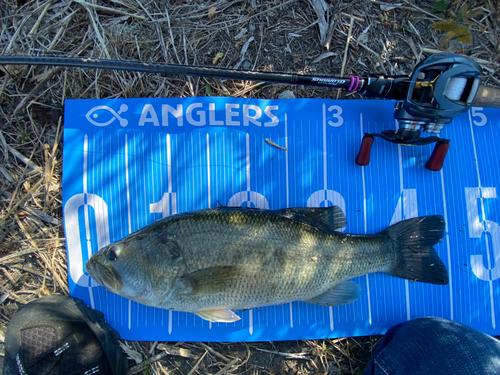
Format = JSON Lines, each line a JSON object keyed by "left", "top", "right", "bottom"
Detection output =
{"left": 0, "top": 0, "right": 499, "bottom": 374}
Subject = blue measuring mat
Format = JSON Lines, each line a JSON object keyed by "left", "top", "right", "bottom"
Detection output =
{"left": 62, "top": 97, "right": 500, "bottom": 341}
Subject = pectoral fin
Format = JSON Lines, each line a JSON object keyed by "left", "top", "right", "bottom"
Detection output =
{"left": 302, "top": 281, "right": 362, "bottom": 306}
{"left": 182, "top": 266, "right": 241, "bottom": 295}
{"left": 194, "top": 309, "right": 241, "bottom": 323}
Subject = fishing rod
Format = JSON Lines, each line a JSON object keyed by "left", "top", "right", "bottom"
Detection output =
{"left": 1, "top": 53, "right": 499, "bottom": 171}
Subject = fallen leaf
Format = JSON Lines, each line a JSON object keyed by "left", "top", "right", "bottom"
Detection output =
{"left": 205, "top": 84, "right": 212, "bottom": 96}
{"left": 308, "top": 0, "right": 329, "bottom": 47}
{"left": 451, "top": 25, "right": 471, "bottom": 37}
{"left": 441, "top": 25, "right": 471, "bottom": 46}
{"left": 212, "top": 52, "right": 224, "bottom": 64}
{"left": 208, "top": 6, "right": 216, "bottom": 18}
{"left": 465, "top": 8, "right": 484, "bottom": 19}
{"left": 434, "top": 0, "right": 449, "bottom": 13}
{"left": 457, "top": 3, "right": 468, "bottom": 22}
{"left": 430, "top": 19, "right": 456, "bottom": 31}
{"left": 312, "top": 52, "right": 337, "bottom": 64}
{"left": 457, "top": 34, "right": 472, "bottom": 45}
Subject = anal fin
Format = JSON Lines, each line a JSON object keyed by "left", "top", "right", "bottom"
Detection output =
{"left": 194, "top": 309, "right": 241, "bottom": 323}
{"left": 302, "top": 281, "right": 362, "bottom": 307}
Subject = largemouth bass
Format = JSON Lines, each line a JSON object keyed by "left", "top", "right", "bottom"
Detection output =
{"left": 85, "top": 206, "right": 449, "bottom": 323}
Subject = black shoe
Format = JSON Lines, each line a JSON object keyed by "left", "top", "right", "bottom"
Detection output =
{"left": 3, "top": 295, "right": 129, "bottom": 375}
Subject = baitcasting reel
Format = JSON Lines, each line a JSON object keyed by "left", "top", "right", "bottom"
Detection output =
{"left": 355, "top": 53, "right": 483, "bottom": 171}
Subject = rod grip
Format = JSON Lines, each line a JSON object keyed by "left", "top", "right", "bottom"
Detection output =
{"left": 472, "top": 85, "right": 500, "bottom": 109}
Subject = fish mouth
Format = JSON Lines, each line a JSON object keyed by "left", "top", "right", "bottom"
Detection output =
{"left": 85, "top": 259, "right": 123, "bottom": 293}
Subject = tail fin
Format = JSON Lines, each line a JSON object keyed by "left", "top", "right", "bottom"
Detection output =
{"left": 382, "top": 215, "right": 449, "bottom": 285}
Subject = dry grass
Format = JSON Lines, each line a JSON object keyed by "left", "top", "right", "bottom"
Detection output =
{"left": 0, "top": 0, "right": 499, "bottom": 373}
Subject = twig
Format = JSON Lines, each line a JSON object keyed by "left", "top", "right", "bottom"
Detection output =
{"left": 214, "top": 357, "right": 240, "bottom": 375}
{"left": 340, "top": 16, "right": 354, "bottom": 77}
{"left": 11, "top": 264, "right": 52, "bottom": 280}
{"left": 2, "top": 177, "right": 44, "bottom": 227}
{"left": 1, "top": 267, "right": 20, "bottom": 286}
{"left": 72, "top": 0, "right": 145, "bottom": 19}
{"left": 233, "top": 36, "right": 255, "bottom": 69}
{"left": 0, "top": 130, "right": 9, "bottom": 162}
{"left": 126, "top": 351, "right": 168, "bottom": 374}
{"left": 338, "top": 15, "right": 354, "bottom": 99}
{"left": 182, "top": 29, "right": 195, "bottom": 97}
{"left": 165, "top": 6, "right": 181, "bottom": 65}
{"left": 0, "top": 69, "right": 9, "bottom": 99}
{"left": 0, "top": 288, "right": 26, "bottom": 304}
{"left": 47, "top": 11, "right": 78, "bottom": 51}
{"left": 168, "top": 0, "right": 298, "bottom": 27}
{"left": 13, "top": 67, "right": 63, "bottom": 114}
{"left": 77, "top": 1, "right": 111, "bottom": 59}
{"left": 341, "top": 12, "right": 364, "bottom": 22}
{"left": 4, "top": 2, "right": 50, "bottom": 53}
{"left": 7, "top": 145, "right": 42, "bottom": 172}
{"left": 401, "top": 0, "right": 443, "bottom": 20}
{"left": 358, "top": 43, "right": 388, "bottom": 74}
{"left": 22, "top": 207, "right": 61, "bottom": 226}
{"left": 187, "top": 350, "right": 208, "bottom": 375}
{"left": 198, "top": 343, "right": 232, "bottom": 363}
{"left": 407, "top": 37, "right": 420, "bottom": 63}
{"left": 0, "top": 166, "right": 14, "bottom": 182}
{"left": 256, "top": 348, "right": 310, "bottom": 360}
{"left": 16, "top": 216, "right": 68, "bottom": 295}
{"left": 28, "top": 0, "right": 53, "bottom": 38}
{"left": 379, "top": 38, "right": 395, "bottom": 74}
{"left": 0, "top": 249, "right": 42, "bottom": 265}
{"left": 157, "top": 343, "right": 198, "bottom": 359}
{"left": 265, "top": 139, "right": 288, "bottom": 151}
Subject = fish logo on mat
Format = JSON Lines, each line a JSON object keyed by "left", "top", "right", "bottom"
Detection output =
{"left": 85, "top": 104, "right": 128, "bottom": 127}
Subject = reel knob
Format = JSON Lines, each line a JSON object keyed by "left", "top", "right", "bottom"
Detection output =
{"left": 355, "top": 134, "right": 374, "bottom": 166}
{"left": 425, "top": 141, "right": 450, "bottom": 171}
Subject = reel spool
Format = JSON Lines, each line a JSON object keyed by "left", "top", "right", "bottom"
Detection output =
{"left": 356, "top": 53, "right": 483, "bottom": 171}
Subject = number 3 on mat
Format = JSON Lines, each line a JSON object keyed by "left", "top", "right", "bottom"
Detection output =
{"left": 327, "top": 105, "right": 344, "bottom": 127}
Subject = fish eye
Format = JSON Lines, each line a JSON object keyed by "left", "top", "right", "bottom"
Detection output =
{"left": 108, "top": 246, "right": 119, "bottom": 261}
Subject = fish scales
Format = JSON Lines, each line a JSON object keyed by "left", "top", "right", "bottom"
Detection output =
{"left": 86, "top": 207, "right": 449, "bottom": 323}
{"left": 165, "top": 210, "right": 389, "bottom": 307}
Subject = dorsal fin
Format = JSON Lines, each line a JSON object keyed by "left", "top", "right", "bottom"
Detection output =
{"left": 277, "top": 206, "right": 346, "bottom": 231}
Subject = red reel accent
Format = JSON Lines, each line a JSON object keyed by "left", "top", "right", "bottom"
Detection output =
{"left": 425, "top": 141, "right": 450, "bottom": 171}
{"left": 355, "top": 135, "right": 374, "bottom": 166}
